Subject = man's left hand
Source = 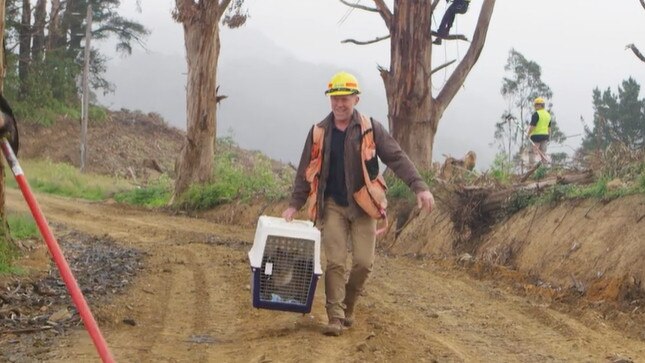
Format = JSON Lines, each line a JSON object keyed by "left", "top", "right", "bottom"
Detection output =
{"left": 416, "top": 190, "right": 435, "bottom": 213}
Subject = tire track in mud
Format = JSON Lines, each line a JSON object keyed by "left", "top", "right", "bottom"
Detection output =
{"left": 6, "top": 190, "right": 645, "bottom": 362}
{"left": 6, "top": 190, "right": 250, "bottom": 362}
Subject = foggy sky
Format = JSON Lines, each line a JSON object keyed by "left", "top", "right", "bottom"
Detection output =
{"left": 98, "top": 0, "right": 645, "bottom": 168}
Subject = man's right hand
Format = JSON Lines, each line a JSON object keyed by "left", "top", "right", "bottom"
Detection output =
{"left": 416, "top": 190, "right": 435, "bottom": 214}
{"left": 281, "top": 207, "right": 297, "bottom": 222}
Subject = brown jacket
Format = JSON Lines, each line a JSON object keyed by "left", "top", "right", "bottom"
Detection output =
{"left": 289, "top": 109, "right": 429, "bottom": 225}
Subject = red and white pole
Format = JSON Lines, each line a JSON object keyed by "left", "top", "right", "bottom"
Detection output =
{"left": 1, "top": 139, "right": 115, "bottom": 363}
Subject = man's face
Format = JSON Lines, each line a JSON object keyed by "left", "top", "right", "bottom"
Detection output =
{"left": 330, "top": 94, "right": 359, "bottom": 122}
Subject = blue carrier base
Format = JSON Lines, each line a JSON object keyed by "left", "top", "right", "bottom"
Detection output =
{"left": 251, "top": 267, "right": 320, "bottom": 314}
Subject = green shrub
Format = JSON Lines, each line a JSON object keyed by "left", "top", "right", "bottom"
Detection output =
{"left": 532, "top": 165, "right": 548, "bottom": 180}
{"left": 541, "top": 184, "right": 574, "bottom": 204}
{"left": 0, "top": 213, "right": 36, "bottom": 275}
{"left": 574, "top": 178, "right": 608, "bottom": 199}
{"left": 176, "top": 143, "right": 293, "bottom": 210}
{"left": 383, "top": 168, "right": 436, "bottom": 201}
{"left": 490, "top": 153, "right": 513, "bottom": 185}
{"left": 114, "top": 180, "right": 172, "bottom": 208}
{"left": 385, "top": 175, "right": 414, "bottom": 200}
{"left": 0, "top": 241, "right": 19, "bottom": 275}
{"left": 179, "top": 182, "right": 236, "bottom": 210}
{"left": 505, "top": 189, "right": 534, "bottom": 214}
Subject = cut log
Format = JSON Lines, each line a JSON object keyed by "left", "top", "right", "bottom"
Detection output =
{"left": 479, "top": 171, "right": 594, "bottom": 214}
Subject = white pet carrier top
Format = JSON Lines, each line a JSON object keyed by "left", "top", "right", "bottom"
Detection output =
{"left": 248, "top": 215, "right": 322, "bottom": 275}
{"left": 248, "top": 216, "right": 322, "bottom": 313}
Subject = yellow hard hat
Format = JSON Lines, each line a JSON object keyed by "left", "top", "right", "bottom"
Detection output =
{"left": 534, "top": 97, "right": 546, "bottom": 105}
{"left": 325, "top": 71, "right": 361, "bottom": 96}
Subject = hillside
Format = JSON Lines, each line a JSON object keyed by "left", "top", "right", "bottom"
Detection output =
{"left": 19, "top": 110, "right": 184, "bottom": 183}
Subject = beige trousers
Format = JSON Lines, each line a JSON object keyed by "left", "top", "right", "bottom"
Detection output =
{"left": 321, "top": 199, "right": 376, "bottom": 320}
{"left": 529, "top": 140, "right": 548, "bottom": 165}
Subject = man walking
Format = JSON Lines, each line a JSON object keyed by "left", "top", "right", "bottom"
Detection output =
{"left": 281, "top": 71, "right": 435, "bottom": 336}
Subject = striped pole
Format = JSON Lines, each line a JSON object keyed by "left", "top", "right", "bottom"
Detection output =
{"left": 1, "top": 139, "right": 115, "bottom": 363}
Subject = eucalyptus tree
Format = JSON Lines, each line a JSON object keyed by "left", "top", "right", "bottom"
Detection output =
{"left": 339, "top": 0, "right": 496, "bottom": 170}
{"left": 172, "top": 0, "right": 247, "bottom": 199}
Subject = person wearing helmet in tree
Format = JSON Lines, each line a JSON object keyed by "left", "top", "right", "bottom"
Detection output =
{"left": 433, "top": 0, "right": 470, "bottom": 45}
{"left": 281, "top": 71, "right": 435, "bottom": 336}
{"left": 527, "top": 97, "right": 551, "bottom": 165}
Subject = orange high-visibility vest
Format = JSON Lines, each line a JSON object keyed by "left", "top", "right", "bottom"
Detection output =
{"left": 305, "top": 115, "right": 388, "bottom": 228}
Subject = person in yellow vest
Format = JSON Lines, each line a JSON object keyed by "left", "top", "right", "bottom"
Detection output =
{"left": 527, "top": 97, "right": 551, "bottom": 165}
{"left": 282, "top": 71, "right": 435, "bottom": 336}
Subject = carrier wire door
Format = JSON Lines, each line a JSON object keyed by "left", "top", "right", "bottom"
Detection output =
{"left": 248, "top": 216, "right": 322, "bottom": 313}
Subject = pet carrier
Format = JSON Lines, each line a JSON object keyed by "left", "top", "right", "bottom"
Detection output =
{"left": 248, "top": 216, "right": 322, "bottom": 313}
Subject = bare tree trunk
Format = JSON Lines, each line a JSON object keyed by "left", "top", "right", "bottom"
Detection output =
{"left": 371, "top": 0, "right": 496, "bottom": 171}
{"left": 18, "top": 0, "right": 32, "bottom": 98}
{"left": 173, "top": 0, "right": 227, "bottom": 199}
{"left": 380, "top": 2, "right": 435, "bottom": 171}
{"left": 32, "top": 0, "right": 47, "bottom": 62}
{"left": 47, "top": 0, "right": 63, "bottom": 51}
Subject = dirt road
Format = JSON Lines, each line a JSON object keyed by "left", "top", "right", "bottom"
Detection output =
{"left": 6, "top": 189, "right": 644, "bottom": 362}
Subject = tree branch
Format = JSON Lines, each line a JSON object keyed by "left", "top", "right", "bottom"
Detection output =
{"left": 626, "top": 43, "right": 645, "bottom": 63}
{"left": 431, "top": 0, "right": 441, "bottom": 13}
{"left": 340, "top": 0, "right": 378, "bottom": 12}
{"left": 218, "top": 0, "right": 233, "bottom": 20}
{"left": 431, "top": 59, "right": 456, "bottom": 75}
{"left": 372, "top": 0, "right": 393, "bottom": 31}
{"left": 430, "top": 30, "right": 469, "bottom": 42}
{"left": 435, "top": 0, "right": 496, "bottom": 114}
{"left": 341, "top": 34, "right": 390, "bottom": 45}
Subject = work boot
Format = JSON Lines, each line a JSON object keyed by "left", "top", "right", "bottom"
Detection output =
{"left": 342, "top": 315, "right": 354, "bottom": 328}
{"left": 342, "top": 307, "right": 354, "bottom": 328}
{"left": 323, "top": 318, "right": 343, "bottom": 336}
{"left": 433, "top": 37, "right": 442, "bottom": 45}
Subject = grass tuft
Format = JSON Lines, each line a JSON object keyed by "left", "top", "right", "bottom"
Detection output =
{"left": 5, "top": 159, "right": 134, "bottom": 200}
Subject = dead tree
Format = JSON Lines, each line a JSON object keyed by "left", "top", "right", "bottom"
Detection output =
{"left": 172, "top": 0, "right": 246, "bottom": 201}
{"left": 340, "top": 0, "right": 496, "bottom": 170}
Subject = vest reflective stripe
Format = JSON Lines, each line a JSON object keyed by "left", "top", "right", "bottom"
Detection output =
{"left": 531, "top": 109, "right": 551, "bottom": 136}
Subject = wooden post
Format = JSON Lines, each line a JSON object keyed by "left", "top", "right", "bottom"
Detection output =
{"left": 80, "top": 4, "right": 91, "bottom": 172}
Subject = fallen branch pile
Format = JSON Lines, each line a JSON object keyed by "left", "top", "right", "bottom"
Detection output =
{"left": 437, "top": 170, "right": 595, "bottom": 252}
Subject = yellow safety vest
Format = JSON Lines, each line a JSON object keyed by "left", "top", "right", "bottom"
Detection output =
{"left": 531, "top": 109, "right": 551, "bottom": 136}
